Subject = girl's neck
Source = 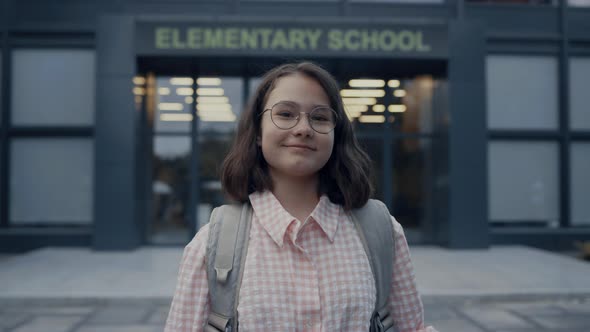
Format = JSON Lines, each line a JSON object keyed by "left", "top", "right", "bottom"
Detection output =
{"left": 270, "top": 171, "right": 320, "bottom": 222}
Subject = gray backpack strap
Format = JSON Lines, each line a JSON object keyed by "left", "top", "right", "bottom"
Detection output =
{"left": 205, "top": 203, "right": 252, "bottom": 332}
{"left": 350, "top": 199, "right": 396, "bottom": 332}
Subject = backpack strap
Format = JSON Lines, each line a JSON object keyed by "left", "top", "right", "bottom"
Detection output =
{"left": 205, "top": 203, "right": 252, "bottom": 332}
{"left": 350, "top": 199, "right": 396, "bottom": 332}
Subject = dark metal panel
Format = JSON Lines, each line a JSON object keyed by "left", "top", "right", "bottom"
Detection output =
{"left": 447, "top": 19, "right": 488, "bottom": 248}
{"left": 94, "top": 15, "right": 141, "bottom": 250}
{"left": 568, "top": 9, "right": 590, "bottom": 42}
{"left": 0, "top": 228, "right": 92, "bottom": 253}
{"left": 486, "top": 38, "right": 560, "bottom": 55}
{"left": 0, "top": 0, "right": 14, "bottom": 229}
{"left": 95, "top": 76, "right": 136, "bottom": 164}
{"left": 346, "top": 3, "right": 453, "bottom": 20}
{"left": 558, "top": 0, "right": 571, "bottom": 228}
{"left": 492, "top": 228, "right": 590, "bottom": 251}
{"left": 466, "top": 5, "right": 560, "bottom": 38}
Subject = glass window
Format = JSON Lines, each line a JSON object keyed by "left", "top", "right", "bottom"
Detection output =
{"left": 488, "top": 142, "right": 559, "bottom": 225}
{"left": 487, "top": 55, "right": 558, "bottom": 130}
{"left": 392, "top": 138, "right": 433, "bottom": 229}
{"left": 571, "top": 143, "right": 590, "bottom": 226}
{"left": 197, "top": 77, "right": 243, "bottom": 135}
{"left": 569, "top": 0, "right": 590, "bottom": 6}
{"left": 357, "top": 138, "right": 384, "bottom": 201}
{"left": 11, "top": 49, "right": 95, "bottom": 126}
{"left": 154, "top": 76, "right": 192, "bottom": 133}
{"left": 151, "top": 136, "right": 191, "bottom": 244}
{"left": 10, "top": 139, "right": 93, "bottom": 225}
{"left": 343, "top": 76, "right": 437, "bottom": 134}
{"left": 569, "top": 57, "right": 590, "bottom": 130}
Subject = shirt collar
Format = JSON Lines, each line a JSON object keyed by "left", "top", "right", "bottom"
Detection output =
{"left": 249, "top": 191, "right": 341, "bottom": 247}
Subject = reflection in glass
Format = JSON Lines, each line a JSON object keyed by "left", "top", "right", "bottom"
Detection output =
{"left": 357, "top": 138, "right": 383, "bottom": 201}
{"left": 198, "top": 77, "right": 243, "bottom": 135}
{"left": 392, "top": 139, "right": 432, "bottom": 229}
{"left": 197, "top": 135, "right": 234, "bottom": 230}
{"left": 344, "top": 76, "right": 437, "bottom": 134}
{"left": 488, "top": 142, "right": 559, "bottom": 226}
{"left": 571, "top": 143, "right": 590, "bottom": 225}
{"left": 151, "top": 136, "right": 191, "bottom": 244}
{"left": 155, "top": 76, "right": 192, "bottom": 133}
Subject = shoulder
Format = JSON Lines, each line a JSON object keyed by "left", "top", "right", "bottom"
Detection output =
{"left": 364, "top": 199, "right": 405, "bottom": 237}
{"left": 182, "top": 223, "right": 211, "bottom": 260}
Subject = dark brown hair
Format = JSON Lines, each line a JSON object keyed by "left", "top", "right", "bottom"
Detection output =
{"left": 221, "top": 62, "right": 373, "bottom": 210}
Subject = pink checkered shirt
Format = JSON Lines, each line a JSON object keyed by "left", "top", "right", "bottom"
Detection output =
{"left": 166, "top": 190, "right": 437, "bottom": 332}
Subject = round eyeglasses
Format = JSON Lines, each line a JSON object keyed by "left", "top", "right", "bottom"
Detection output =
{"left": 261, "top": 102, "right": 338, "bottom": 134}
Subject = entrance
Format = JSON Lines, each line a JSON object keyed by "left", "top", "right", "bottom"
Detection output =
{"left": 135, "top": 57, "right": 447, "bottom": 245}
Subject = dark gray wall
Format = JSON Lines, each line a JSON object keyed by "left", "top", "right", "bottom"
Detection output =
{"left": 447, "top": 20, "right": 488, "bottom": 248}
{"left": 94, "top": 15, "right": 141, "bottom": 250}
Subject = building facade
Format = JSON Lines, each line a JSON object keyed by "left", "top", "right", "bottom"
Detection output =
{"left": 0, "top": 0, "right": 589, "bottom": 252}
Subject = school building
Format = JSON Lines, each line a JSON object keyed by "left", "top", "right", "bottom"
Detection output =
{"left": 0, "top": 0, "right": 589, "bottom": 252}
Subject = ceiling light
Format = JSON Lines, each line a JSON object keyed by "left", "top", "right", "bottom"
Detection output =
{"left": 170, "top": 77, "right": 194, "bottom": 85}
{"left": 348, "top": 79, "right": 385, "bottom": 88}
{"left": 341, "top": 89, "right": 385, "bottom": 98}
{"left": 359, "top": 115, "right": 385, "bottom": 123}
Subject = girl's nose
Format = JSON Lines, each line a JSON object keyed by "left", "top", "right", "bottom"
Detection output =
{"left": 292, "top": 113, "right": 314, "bottom": 136}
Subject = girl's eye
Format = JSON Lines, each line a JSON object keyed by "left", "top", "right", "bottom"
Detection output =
{"left": 276, "top": 110, "right": 297, "bottom": 118}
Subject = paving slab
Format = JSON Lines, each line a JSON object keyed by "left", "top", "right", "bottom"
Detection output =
{"left": 0, "top": 245, "right": 589, "bottom": 301}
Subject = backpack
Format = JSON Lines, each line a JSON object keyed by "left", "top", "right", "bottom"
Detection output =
{"left": 204, "top": 199, "right": 397, "bottom": 332}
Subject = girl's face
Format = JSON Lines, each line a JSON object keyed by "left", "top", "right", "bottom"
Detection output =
{"left": 258, "top": 73, "right": 335, "bottom": 181}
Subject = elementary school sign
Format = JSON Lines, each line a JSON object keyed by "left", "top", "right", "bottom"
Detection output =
{"left": 136, "top": 21, "right": 448, "bottom": 58}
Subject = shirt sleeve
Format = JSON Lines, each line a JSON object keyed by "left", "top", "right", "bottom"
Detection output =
{"left": 165, "top": 224, "right": 211, "bottom": 332}
{"left": 388, "top": 216, "right": 438, "bottom": 332}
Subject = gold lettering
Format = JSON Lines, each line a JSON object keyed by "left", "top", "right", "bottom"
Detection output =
{"left": 289, "top": 29, "right": 307, "bottom": 50}
{"left": 186, "top": 28, "right": 202, "bottom": 49}
{"left": 171, "top": 28, "right": 186, "bottom": 49}
{"left": 225, "top": 28, "right": 239, "bottom": 49}
{"left": 307, "top": 29, "right": 322, "bottom": 50}
{"left": 361, "top": 30, "right": 380, "bottom": 51}
{"left": 398, "top": 30, "right": 415, "bottom": 51}
{"left": 240, "top": 29, "right": 258, "bottom": 49}
{"left": 379, "top": 31, "right": 396, "bottom": 51}
{"left": 204, "top": 29, "right": 224, "bottom": 48}
{"left": 258, "top": 29, "right": 273, "bottom": 49}
{"left": 344, "top": 30, "right": 360, "bottom": 51}
{"left": 327, "top": 29, "right": 343, "bottom": 50}
{"left": 155, "top": 28, "right": 172, "bottom": 49}
{"left": 270, "top": 29, "right": 290, "bottom": 49}
{"left": 416, "top": 32, "right": 431, "bottom": 52}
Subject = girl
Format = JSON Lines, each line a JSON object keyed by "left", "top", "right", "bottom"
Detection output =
{"left": 165, "top": 62, "right": 437, "bottom": 332}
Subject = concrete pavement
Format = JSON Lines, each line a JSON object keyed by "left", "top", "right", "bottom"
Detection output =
{"left": 1, "top": 245, "right": 589, "bottom": 331}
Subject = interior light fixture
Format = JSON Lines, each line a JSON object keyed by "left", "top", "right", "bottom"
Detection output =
{"left": 343, "top": 104, "right": 368, "bottom": 113}
{"left": 348, "top": 79, "right": 385, "bottom": 88}
{"left": 341, "top": 89, "right": 385, "bottom": 98}
{"left": 160, "top": 113, "right": 193, "bottom": 122}
{"left": 133, "top": 87, "right": 145, "bottom": 96}
{"left": 170, "top": 77, "right": 194, "bottom": 86}
{"left": 196, "top": 88, "right": 225, "bottom": 96}
{"left": 158, "top": 103, "right": 184, "bottom": 111}
{"left": 158, "top": 87, "right": 170, "bottom": 95}
{"left": 359, "top": 115, "right": 385, "bottom": 123}
{"left": 176, "top": 88, "right": 194, "bottom": 96}
{"left": 185, "top": 97, "right": 193, "bottom": 104}
{"left": 196, "top": 104, "right": 233, "bottom": 112}
{"left": 197, "top": 78, "right": 222, "bottom": 86}
{"left": 196, "top": 96, "right": 230, "bottom": 104}
{"left": 372, "top": 105, "right": 386, "bottom": 113}
{"left": 133, "top": 77, "right": 146, "bottom": 85}
{"left": 388, "top": 105, "right": 407, "bottom": 113}
{"left": 388, "top": 80, "right": 401, "bottom": 88}
{"left": 393, "top": 90, "right": 406, "bottom": 98}
{"left": 342, "top": 97, "right": 377, "bottom": 105}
